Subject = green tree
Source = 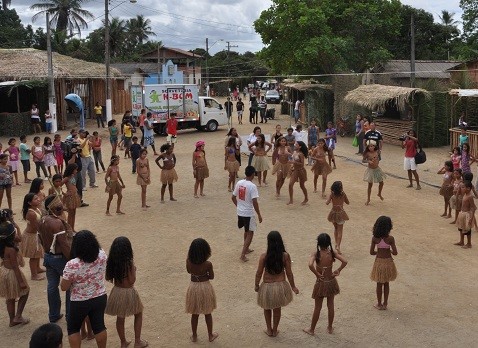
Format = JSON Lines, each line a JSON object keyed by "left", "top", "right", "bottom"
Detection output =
{"left": 2, "top": 0, "right": 11, "bottom": 11}
{"left": 30, "top": 0, "right": 94, "bottom": 36}
{"left": 0, "top": 9, "right": 30, "bottom": 48}
{"left": 254, "top": 0, "right": 401, "bottom": 75}
{"left": 126, "top": 15, "right": 155, "bottom": 45}
{"left": 439, "top": 10, "right": 460, "bottom": 59}
{"left": 108, "top": 17, "right": 127, "bottom": 58}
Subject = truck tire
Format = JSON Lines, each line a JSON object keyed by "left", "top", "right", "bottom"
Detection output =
{"left": 206, "top": 120, "right": 218, "bottom": 132}
{"left": 153, "top": 124, "right": 164, "bottom": 135}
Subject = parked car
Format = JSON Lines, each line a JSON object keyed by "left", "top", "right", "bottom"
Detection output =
{"left": 265, "top": 90, "right": 281, "bottom": 104}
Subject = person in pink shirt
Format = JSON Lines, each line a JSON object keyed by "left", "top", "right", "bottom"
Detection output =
{"left": 401, "top": 130, "right": 421, "bottom": 190}
{"left": 4, "top": 138, "right": 21, "bottom": 186}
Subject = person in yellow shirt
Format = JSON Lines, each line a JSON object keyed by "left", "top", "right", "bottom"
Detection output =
{"left": 94, "top": 102, "right": 105, "bottom": 128}
{"left": 123, "top": 121, "right": 134, "bottom": 159}
{"left": 78, "top": 129, "right": 97, "bottom": 189}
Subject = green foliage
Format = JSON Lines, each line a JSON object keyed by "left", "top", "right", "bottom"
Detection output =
{"left": 0, "top": 9, "right": 31, "bottom": 48}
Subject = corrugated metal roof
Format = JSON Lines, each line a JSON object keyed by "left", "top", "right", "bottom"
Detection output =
{"left": 373, "top": 60, "right": 461, "bottom": 79}
{"left": 110, "top": 63, "right": 158, "bottom": 75}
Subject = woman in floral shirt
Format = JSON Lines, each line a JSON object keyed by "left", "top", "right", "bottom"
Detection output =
{"left": 61, "top": 230, "right": 107, "bottom": 348}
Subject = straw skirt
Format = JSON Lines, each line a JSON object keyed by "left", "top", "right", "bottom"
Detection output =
{"left": 272, "top": 162, "right": 290, "bottom": 179}
{"left": 194, "top": 166, "right": 209, "bottom": 181}
{"left": 0, "top": 265, "right": 29, "bottom": 299}
{"left": 224, "top": 160, "right": 240, "bottom": 173}
{"left": 370, "top": 258, "right": 397, "bottom": 283}
{"left": 252, "top": 155, "right": 270, "bottom": 172}
{"left": 363, "top": 167, "right": 386, "bottom": 183}
{"left": 20, "top": 232, "right": 43, "bottom": 259}
{"left": 439, "top": 184, "right": 454, "bottom": 199}
{"left": 105, "top": 286, "right": 144, "bottom": 318}
{"left": 311, "top": 161, "right": 332, "bottom": 176}
{"left": 312, "top": 278, "right": 340, "bottom": 298}
{"left": 257, "top": 281, "right": 293, "bottom": 310}
{"left": 290, "top": 167, "right": 307, "bottom": 183}
{"left": 450, "top": 194, "right": 463, "bottom": 211}
{"left": 185, "top": 281, "right": 217, "bottom": 314}
{"left": 456, "top": 211, "right": 475, "bottom": 232}
{"left": 161, "top": 168, "right": 179, "bottom": 184}
{"left": 63, "top": 191, "right": 81, "bottom": 210}
{"left": 327, "top": 208, "right": 349, "bottom": 224}
{"left": 106, "top": 180, "right": 122, "bottom": 195}
{"left": 136, "top": 175, "right": 150, "bottom": 186}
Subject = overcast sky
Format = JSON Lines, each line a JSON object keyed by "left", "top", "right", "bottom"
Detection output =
{"left": 14, "top": 0, "right": 461, "bottom": 54}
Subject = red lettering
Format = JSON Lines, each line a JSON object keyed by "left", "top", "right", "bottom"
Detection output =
{"left": 185, "top": 93, "right": 193, "bottom": 99}
{"left": 162, "top": 93, "right": 168, "bottom": 100}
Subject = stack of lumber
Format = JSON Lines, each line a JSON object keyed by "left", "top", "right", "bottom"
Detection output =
{"left": 374, "top": 119, "right": 416, "bottom": 146}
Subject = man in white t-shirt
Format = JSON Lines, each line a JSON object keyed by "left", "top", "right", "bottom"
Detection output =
{"left": 232, "top": 165, "right": 263, "bottom": 262}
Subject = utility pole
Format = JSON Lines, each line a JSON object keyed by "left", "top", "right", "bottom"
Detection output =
{"left": 105, "top": 0, "right": 112, "bottom": 122}
{"left": 410, "top": 13, "right": 416, "bottom": 88}
{"left": 46, "top": 12, "right": 58, "bottom": 132}
{"left": 192, "top": 51, "right": 196, "bottom": 84}
{"left": 226, "top": 41, "right": 238, "bottom": 82}
{"left": 206, "top": 38, "right": 209, "bottom": 94}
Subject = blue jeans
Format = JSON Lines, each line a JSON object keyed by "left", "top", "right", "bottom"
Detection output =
{"left": 44, "top": 253, "right": 70, "bottom": 322}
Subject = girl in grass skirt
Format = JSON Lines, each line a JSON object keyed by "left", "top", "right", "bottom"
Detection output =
{"left": 0, "top": 221, "right": 30, "bottom": 327}
{"left": 20, "top": 193, "right": 44, "bottom": 280}
{"left": 271, "top": 136, "right": 291, "bottom": 197}
{"left": 437, "top": 160, "right": 454, "bottom": 219}
{"left": 224, "top": 137, "right": 240, "bottom": 192}
{"left": 105, "top": 236, "right": 148, "bottom": 348}
{"left": 156, "top": 144, "right": 178, "bottom": 203}
{"left": 370, "top": 216, "right": 398, "bottom": 310}
{"left": 136, "top": 149, "right": 151, "bottom": 210}
{"left": 192, "top": 141, "right": 209, "bottom": 198}
{"left": 255, "top": 231, "right": 299, "bottom": 337}
{"left": 363, "top": 141, "right": 386, "bottom": 205}
{"left": 186, "top": 238, "right": 218, "bottom": 342}
{"left": 311, "top": 138, "right": 332, "bottom": 197}
{"left": 326, "top": 181, "right": 350, "bottom": 255}
{"left": 287, "top": 141, "right": 309, "bottom": 205}
{"left": 249, "top": 133, "right": 272, "bottom": 187}
{"left": 303, "top": 233, "right": 347, "bottom": 336}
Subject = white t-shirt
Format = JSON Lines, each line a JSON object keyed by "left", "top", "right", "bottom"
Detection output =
{"left": 247, "top": 133, "right": 257, "bottom": 154}
{"left": 233, "top": 179, "right": 259, "bottom": 217}
{"left": 294, "top": 100, "right": 300, "bottom": 111}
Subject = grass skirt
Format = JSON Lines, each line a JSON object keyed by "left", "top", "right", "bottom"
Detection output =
{"left": 311, "top": 161, "right": 332, "bottom": 176}
{"left": 185, "top": 281, "right": 217, "bottom": 314}
{"left": 272, "top": 162, "right": 290, "bottom": 179}
{"left": 327, "top": 207, "right": 349, "bottom": 224}
{"left": 0, "top": 265, "right": 29, "bottom": 299}
{"left": 439, "top": 184, "right": 454, "bottom": 199}
{"left": 194, "top": 166, "right": 209, "bottom": 181}
{"left": 257, "top": 280, "right": 293, "bottom": 310}
{"left": 63, "top": 191, "right": 81, "bottom": 210}
{"left": 224, "top": 160, "right": 240, "bottom": 173}
{"left": 106, "top": 180, "right": 122, "bottom": 195}
{"left": 363, "top": 167, "right": 386, "bottom": 183}
{"left": 161, "top": 168, "right": 178, "bottom": 184}
{"left": 20, "top": 232, "right": 43, "bottom": 259}
{"left": 450, "top": 195, "right": 463, "bottom": 210}
{"left": 370, "top": 258, "right": 397, "bottom": 283}
{"left": 290, "top": 167, "right": 307, "bottom": 183}
{"left": 105, "top": 286, "right": 144, "bottom": 318}
{"left": 136, "top": 175, "right": 150, "bottom": 186}
{"left": 456, "top": 211, "right": 475, "bottom": 232}
{"left": 312, "top": 278, "right": 340, "bottom": 298}
{"left": 252, "top": 155, "right": 270, "bottom": 172}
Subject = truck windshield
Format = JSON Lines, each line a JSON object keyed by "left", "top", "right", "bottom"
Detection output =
{"left": 206, "top": 99, "right": 220, "bottom": 109}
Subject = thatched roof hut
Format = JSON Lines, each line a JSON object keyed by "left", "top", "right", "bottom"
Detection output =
{"left": 0, "top": 48, "right": 122, "bottom": 80}
{"left": 344, "top": 84, "right": 430, "bottom": 112}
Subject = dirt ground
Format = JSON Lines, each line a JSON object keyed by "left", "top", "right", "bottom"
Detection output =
{"left": 1, "top": 102, "right": 478, "bottom": 347}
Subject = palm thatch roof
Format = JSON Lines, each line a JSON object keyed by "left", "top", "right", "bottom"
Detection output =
{"left": 283, "top": 82, "right": 332, "bottom": 91}
{"left": 344, "top": 84, "right": 430, "bottom": 111}
{"left": 0, "top": 48, "right": 122, "bottom": 80}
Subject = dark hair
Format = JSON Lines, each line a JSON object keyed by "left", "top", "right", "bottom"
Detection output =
{"left": 141, "top": 108, "right": 145, "bottom": 113}
{"left": 253, "top": 126, "right": 261, "bottom": 134}
{"left": 140, "top": 148, "right": 147, "bottom": 155}
{"left": 51, "top": 174, "right": 62, "bottom": 182}
{"left": 63, "top": 163, "right": 78, "bottom": 178}
{"left": 0, "top": 208, "right": 13, "bottom": 222}
{"left": 44, "top": 136, "right": 52, "bottom": 146}
{"left": 227, "top": 136, "right": 236, "bottom": 148}
{"left": 0, "top": 154, "right": 7, "bottom": 161}
{"left": 70, "top": 230, "right": 100, "bottom": 263}
{"left": 296, "top": 124, "right": 302, "bottom": 131}
{"left": 265, "top": 231, "right": 286, "bottom": 275}
{"left": 254, "top": 133, "right": 265, "bottom": 146}
{"left": 20, "top": 135, "right": 26, "bottom": 142}
{"left": 44, "top": 195, "right": 58, "bottom": 211}
{"left": 372, "top": 216, "right": 393, "bottom": 238}
{"left": 93, "top": 131, "right": 98, "bottom": 136}
{"left": 188, "top": 238, "right": 211, "bottom": 265}
{"left": 108, "top": 119, "right": 116, "bottom": 127}
{"left": 33, "top": 136, "right": 40, "bottom": 143}
{"left": 297, "top": 141, "right": 308, "bottom": 158}
{"left": 287, "top": 127, "right": 293, "bottom": 132}
{"left": 453, "top": 168, "right": 462, "bottom": 176}
{"left": 453, "top": 146, "right": 461, "bottom": 155}
{"left": 464, "top": 180, "right": 473, "bottom": 189}
{"left": 275, "top": 135, "right": 286, "bottom": 148}
{"left": 160, "top": 143, "right": 172, "bottom": 153}
{"left": 245, "top": 165, "right": 255, "bottom": 177}
{"left": 444, "top": 160, "right": 453, "bottom": 172}
{"left": 463, "top": 171, "right": 473, "bottom": 182}
{"left": 315, "top": 233, "right": 335, "bottom": 263}
{"left": 22, "top": 193, "right": 37, "bottom": 220}
{"left": 132, "top": 136, "right": 138, "bottom": 141}
{"left": 407, "top": 129, "right": 417, "bottom": 137}
{"left": 462, "top": 142, "right": 470, "bottom": 152}
{"left": 29, "top": 323, "right": 63, "bottom": 348}
{"left": 0, "top": 222, "right": 17, "bottom": 258}
{"left": 8, "top": 138, "right": 15, "bottom": 145}
{"left": 29, "top": 178, "right": 44, "bottom": 195}
{"left": 317, "top": 138, "right": 328, "bottom": 151}
{"left": 226, "top": 128, "right": 237, "bottom": 137}
{"left": 106, "top": 236, "right": 133, "bottom": 284}
{"left": 364, "top": 142, "right": 378, "bottom": 154}
{"left": 331, "top": 181, "right": 343, "bottom": 196}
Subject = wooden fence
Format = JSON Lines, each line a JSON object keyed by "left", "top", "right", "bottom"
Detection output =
{"left": 449, "top": 128, "right": 478, "bottom": 152}
{"left": 375, "top": 119, "right": 415, "bottom": 146}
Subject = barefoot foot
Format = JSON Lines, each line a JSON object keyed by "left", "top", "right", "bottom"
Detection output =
{"left": 272, "top": 330, "right": 279, "bottom": 337}
{"left": 264, "top": 329, "right": 273, "bottom": 337}
{"left": 454, "top": 242, "right": 464, "bottom": 246}
{"left": 240, "top": 256, "right": 249, "bottom": 262}
{"left": 116, "top": 211, "right": 126, "bottom": 215}
{"left": 374, "top": 303, "right": 383, "bottom": 310}
{"left": 31, "top": 274, "right": 45, "bottom": 281}
{"left": 105, "top": 212, "right": 112, "bottom": 216}
{"left": 246, "top": 249, "right": 254, "bottom": 254}
{"left": 302, "top": 328, "right": 315, "bottom": 336}
{"left": 450, "top": 221, "right": 456, "bottom": 224}
{"left": 134, "top": 339, "right": 149, "bottom": 348}
{"left": 190, "top": 335, "right": 197, "bottom": 343}
{"left": 378, "top": 194, "right": 384, "bottom": 201}
{"left": 120, "top": 341, "right": 131, "bottom": 348}
{"left": 209, "top": 333, "right": 218, "bottom": 342}
{"left": 9, "top": 317, "right": 30, "bottom": 327}
{"left": 327, "top": 326, "right": 334, "bottom": 334}
{"left": 286, "top": 201, "right": 293, "bottom": 205}
{"left": 301, "top": 199, "right": 309, "bottom": 205}
{"left": 365, "top": 200, "right": 370, "bottom": 206}
{"left": 170, "top": 198, "right": 177, "bottom": 202}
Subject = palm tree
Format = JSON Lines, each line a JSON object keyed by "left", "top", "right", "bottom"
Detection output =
{"left": 108, "top": 17, "right": 127, "bottom": 58}
{"left": 126, "top": 15, "right": 155, "bottom": 45}
{"left": 30, "top": 0, "right": 94, "bottom": 37}
{"left": 439, "top": 10, "right": 459, "bottom": 59}
{"left": 2, "top": 0, "right": 11, "bottom": 11}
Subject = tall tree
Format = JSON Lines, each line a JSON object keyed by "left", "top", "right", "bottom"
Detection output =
{"left": 108, "top": 17, "right": 127, "bottom": 58}
{"left": 30, "top": 0, "right": 94, "bottom": 36}
{"left": 2, "top": 0, "right": 11, "bottom": 11}
{"left": 439, "top": 10, "right": 460, "bottom": 59}
{"left": 126, "top": 15, "right": 155, "bottom": 45}
{"left": 0, "top": 9, "right": 30, "bottom": 48}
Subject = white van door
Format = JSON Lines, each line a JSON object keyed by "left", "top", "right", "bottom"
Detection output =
{"left": 199, "top": 97, "right": 228, "bottom": 131}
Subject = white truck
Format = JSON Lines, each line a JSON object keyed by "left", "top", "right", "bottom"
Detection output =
{"left": 142, "top": 84, "right": 227, "bottom": 134}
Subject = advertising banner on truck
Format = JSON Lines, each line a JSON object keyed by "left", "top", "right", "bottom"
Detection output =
{"left": 131, "top": 86, "right": 143, "bottom": 117}
{"left": 144, "top": 85, "right": 199, "bottom": 123}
